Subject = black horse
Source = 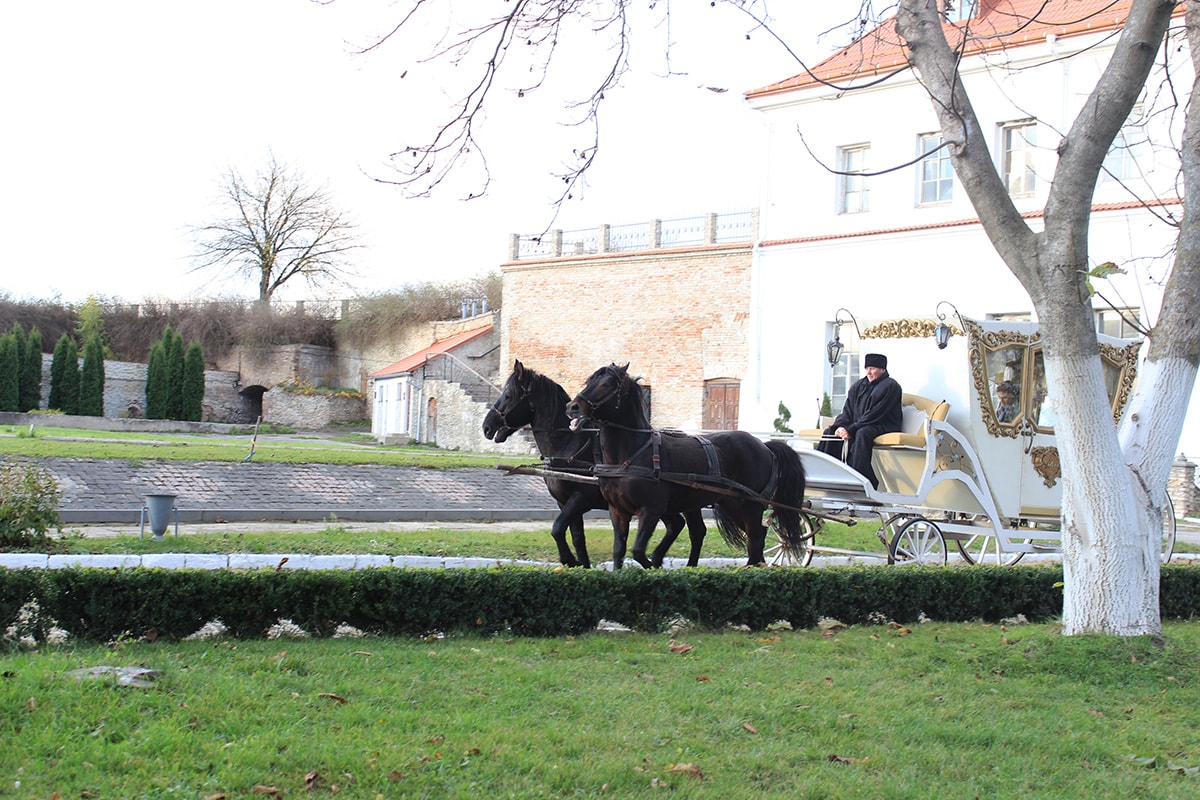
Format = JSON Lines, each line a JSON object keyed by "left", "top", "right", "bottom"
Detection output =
{"left": 565, "top": 363, "right": 808, "bottom": 569}
{"left": 482, "top": 360, "right": 706, "bottom": 568}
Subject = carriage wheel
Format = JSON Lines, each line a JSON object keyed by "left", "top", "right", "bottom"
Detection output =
{"left": 765, "top": 511, "right": 816, "bottom": 567}
{"left": 888, "top": 517, "right": 947, "bottom": 566}
{"left": 877, "top": 514, "right": 910, "bottom": 553}
{"left": 956, "top": 534, "right": 1025, "bottom": 566}
{"left": 1162, "top": 492, "right": 1177, "bottom": 564}
{"left": 955, "top": 522, "right": 1026, "bottom": 567}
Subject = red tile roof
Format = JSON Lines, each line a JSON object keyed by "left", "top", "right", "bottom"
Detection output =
{"left": 370, "top": 324, "right": 494, "bottom": 379}
{"left": 747, "top": 0, "right": 1143, "bottom": 99}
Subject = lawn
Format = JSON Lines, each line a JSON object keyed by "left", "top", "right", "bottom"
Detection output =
{"left": 3, "top": 621, "right": 1199, "bottom": 798}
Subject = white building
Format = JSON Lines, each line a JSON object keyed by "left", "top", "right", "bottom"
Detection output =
{"left": 739, "top": 0, "right": 1196, "bottom": 453}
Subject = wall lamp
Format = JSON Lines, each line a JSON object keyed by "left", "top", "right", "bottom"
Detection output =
{"left": 934, "top": 301, "right": 964, "bottom": 349}
{"left": 827, "top": 308, "right": 861, "bottom": 367}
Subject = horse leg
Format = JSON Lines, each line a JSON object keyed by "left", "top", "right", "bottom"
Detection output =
{"left": 650, "top": 512, "right": 685, "bottom": 568}
{"left": 631, "top": 511, "right": 664, "bottom": 569}
{"left": 609, "top": 508, "right": 631, "bottom": 570}
{"left": 550, "top": 506, "right": 580, "bottom": 567}
{"left": 683, "top": 509, "right": 708, "bottom": 567}
{"left": 558, "top": 493, "right": 595, "bottom": 569}
{"left": 743, "top": 504, "right": 769, "bottom": 566}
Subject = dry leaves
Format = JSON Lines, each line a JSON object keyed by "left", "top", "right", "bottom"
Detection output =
{"left": 668, "top": 639, "right": 694, "bottom": 654}
{"left": 665, "top": 762, "right": 705, "bottom": 779}
{"left": 318, "top": 692, "right": 348, "bottom": 704}
{"left": 742, "top": 722, "right": 758, "bottom": 734}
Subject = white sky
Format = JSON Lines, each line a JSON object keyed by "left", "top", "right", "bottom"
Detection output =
{"left": 0, "top": 1, "right": 853, "bottom": 304}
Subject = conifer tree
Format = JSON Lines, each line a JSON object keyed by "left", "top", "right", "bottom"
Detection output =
{"left": 166, "top": 327, "right": 185, "bottom": 420}
{"left": 20, "top": 328, "right": 42, "bottom": 412}
{"left": 0, "top": 334, "right": 18, "bottom": 412}
{"left": 145, "top": 340, "right": 167, "bottom": 420}
{"left": 79, "top": 333, "right": 106, "bottom": 417}
{"left": 9, "top": 324, "right": 26, "bottom": 412}
{"left": 182, "top": 341, "right": 206, "bottom": 422}
{"left": 48, "top": 333, "right": 80, "bottom": 414}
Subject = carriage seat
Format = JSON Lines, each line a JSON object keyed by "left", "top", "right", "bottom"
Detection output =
{"left": 873, "top": 393, "right": 950, "bottom": 449}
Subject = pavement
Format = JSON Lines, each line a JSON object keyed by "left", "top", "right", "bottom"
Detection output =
{"left": 41, "top": 457, "right": 565, "bottom": 526}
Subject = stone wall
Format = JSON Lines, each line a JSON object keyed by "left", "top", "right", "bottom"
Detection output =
{"left": 37, "top": 354, "right": 251, "bottom": 423}
{"left": 262, "top": 390, "right": 367, "bottom": 429}
{"left": 423, "top": 379, "right": 535, "bottom": 456}
{"left": 1169, "top": 456, "right": 1200, "bottom": 518}
{"left": 500, "top": 245, "right": 752, "bottom": 430}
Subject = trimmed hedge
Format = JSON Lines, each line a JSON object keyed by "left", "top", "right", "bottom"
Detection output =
{"left": 2, "top": 564, "right": 1199, "bottom": 642}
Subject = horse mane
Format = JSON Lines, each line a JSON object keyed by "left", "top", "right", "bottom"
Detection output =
{"left": 616, "top": 367, "right": 651, "bottom": 430}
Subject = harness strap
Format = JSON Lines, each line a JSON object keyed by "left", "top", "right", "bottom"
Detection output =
{"left": 695, "top": 435, "right": 721, "bottom": 476}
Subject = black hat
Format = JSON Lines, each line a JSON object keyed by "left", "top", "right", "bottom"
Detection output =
{"left": 864, "top": 353, "right": 888, "bottom": 369}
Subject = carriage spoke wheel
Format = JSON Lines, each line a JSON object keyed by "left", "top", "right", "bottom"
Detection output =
{"left": 955, "top": 525, "right": 1026, "bottom": 567}
{"left": 888, "top": 517, "right": 947, "bottom": 566}
{"left": 765, "top": 511, "right": 816, "bottom": 567}
{"left": 1162, "top": 492, "right": 1177, "bottom": 564}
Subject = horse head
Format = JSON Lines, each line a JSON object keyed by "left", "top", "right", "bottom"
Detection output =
{"left": 482, "top": 359, "right": 535, "bottom": 443}
{"left": 566, "top": 363, "right": 639, "bottom": 430}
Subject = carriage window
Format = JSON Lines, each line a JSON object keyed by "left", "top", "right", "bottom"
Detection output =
{"left": 985, "top": 345, "right": 1026, "bottom": 425}
{"left": 1030, "top": 350, "right": 1052, "bottom": 430}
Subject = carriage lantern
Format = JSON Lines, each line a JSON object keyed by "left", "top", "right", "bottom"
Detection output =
{"left": 827, "top": 308, "right": 860, "bottom": 367}
{"left": 934, "top": 301, "right": 962, "bottom": 350}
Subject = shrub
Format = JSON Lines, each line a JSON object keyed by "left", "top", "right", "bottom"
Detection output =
{"left": 0, "top": 460, "right": 62, "bottom": 548}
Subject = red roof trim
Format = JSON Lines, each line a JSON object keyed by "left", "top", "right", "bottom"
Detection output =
{"left": 370, "top": 324, "right": 494, "bottom": 379}
{"left": 758, "top": 197, "right": 1181, "bottom": 248}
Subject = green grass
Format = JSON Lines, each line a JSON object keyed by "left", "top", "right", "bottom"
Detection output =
{"left": 3, "top": 622, "right": 1200, "bottom": 798}
{"left": 0, "top": 424, "right": 505, "bottom": 467}
{"left": 42, "top": 521, "right": 882, "bottom": 563}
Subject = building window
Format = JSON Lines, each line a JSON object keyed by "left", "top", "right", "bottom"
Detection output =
{"left": 945, "top": 0, "right": 978, "bottom": 22}
{"left": 703, "top": 380, "right": 740, "bottom": 431}
{"left": 918, "top": 133, "right": 953, "bottom": 204}
{"left": 839, "top": 144, "right": 870, "bottom": 214}
{"left": 1096, "top": 307, "right": 1140, "bottom": 339}
{"left": 1103, "top": 106, "right": 1144, "bottom": 182}
{"left": 1001, "top": 122, "right": 1037, "bottom": 195}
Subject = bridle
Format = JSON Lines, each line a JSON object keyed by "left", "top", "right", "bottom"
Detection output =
{"left": 488, "top": 379, "right": 536, "bottom": 433}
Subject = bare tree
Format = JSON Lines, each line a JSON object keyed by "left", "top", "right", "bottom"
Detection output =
{"left": 192, "top": 157, "right": 361, "bottom": 301}
{"left": 366, "top": 0, "right": 1200, "bottom": 636}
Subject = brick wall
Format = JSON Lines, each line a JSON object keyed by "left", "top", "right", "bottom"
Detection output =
{"left": 500, "top": 245, "right": 751, "bottom": 430}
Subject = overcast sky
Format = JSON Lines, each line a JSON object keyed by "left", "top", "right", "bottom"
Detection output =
{"left": 0, "top": 1, "right": 851, "bottom": 304}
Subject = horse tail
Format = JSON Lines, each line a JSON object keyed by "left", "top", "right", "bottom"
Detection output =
{"left": 713, "top": 505, "right": 747, "bottom": 550}
{"left": 764, "top": 440, "right": 807, "bottom": 550}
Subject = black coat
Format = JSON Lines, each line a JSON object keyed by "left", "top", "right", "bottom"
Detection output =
{"left": 834, "top": 372, "right": 903, "bottom": 439}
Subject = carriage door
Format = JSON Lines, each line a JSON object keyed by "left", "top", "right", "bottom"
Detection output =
{"left": 972, "top": 326, "right": 1140, "bottom": 520}
{"left": 971, "top": 327, "right": 1060, "bottom": 519}
{"left": 703, "top": 380, "right": 740, "bottom": 431}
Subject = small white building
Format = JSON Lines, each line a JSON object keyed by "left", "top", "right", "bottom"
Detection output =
{"left": 370, "top": 324, "right": 496, "bottom": 444}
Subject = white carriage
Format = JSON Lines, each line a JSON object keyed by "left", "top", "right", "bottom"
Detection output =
{"left": 770, "top": 312, "right": 1175, "bottom": 566}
